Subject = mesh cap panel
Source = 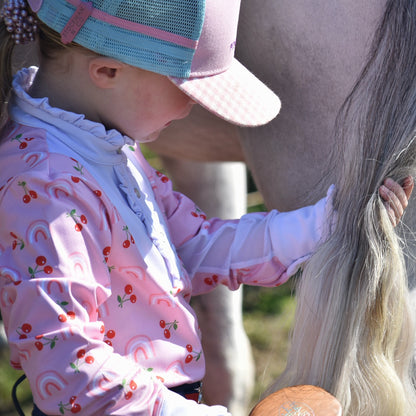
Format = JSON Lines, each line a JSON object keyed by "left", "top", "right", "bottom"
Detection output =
{"left": 36, "top": 0, "right": 204, "bottom": 77}
{"left": 94, "top": 0, "right": 202, "bottom": 39}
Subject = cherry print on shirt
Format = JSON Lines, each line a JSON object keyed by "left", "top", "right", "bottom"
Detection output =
{"left": 105, "top": 262, "right": 115, "bottom": 273}
{"left": 58, "top": 396, "right": 82, "bottom": 414}
{"left": 117, "top": 284, "right": 137, "bottom": 307}
{"left": 70, "top": 348, "right": 95, "bottom": 373}
{"left": 71, "top": 159, "right": 84, "bottom": 176}
{"left": 34, "top": 333, "right": 58, "bottom": 350}
{"left": 119, "top": 378, "right": 137, "bottom": 401}
{"left": 122, "top": 226, "right": 135, "bottom": 248}
{"left": 235, "top": 267, "right": 252, "bottom": 280}
{"left": 28, "top": 255, "right": 54, "bottom": 278}
{"left": 67, "top": 208, "right": 88, "bottom": 231}
{"left": 103, "top": 246, "right": 111, "bottom": 258}
{"left": 184, "top": 344, "right": 201, "bottom": 364}
{"left": 204, "top": 274, "right": 219, "bottom": 286}
{"left": 190, "top": 205, "right": 207, "bottom": 220}
{"left": 10, "top": 231, "right": 25, "bottom": 250}
{"left": 159, "top": 319, "right": 179, "bottom": 339}
{"left": 18, "top": 181, "right": 38, "bottom": 204}
{"left": 155, "top": 170, "right": 169, "bottom": 183}
{"left": 102, "top": 246, "right": 115, "bottom": 273}
{"left": 145, "top": 367, "right": 165, "bottom": 383}
{"left": 56, "top": 300, "right": 76, "bottom": 323}
{"left": 11, "top": 133, "right": 34, "bottom": 150}
{"left": 70, "top": 158, "right": 84, "bottom": 183}
{"left": 16, "top": 322, "right": 32, "bottom": 339}
{"left": 104, "top": 329, "right": 116, "bottom": 346}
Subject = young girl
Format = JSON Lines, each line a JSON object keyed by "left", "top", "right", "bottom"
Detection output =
{"left": 0, "top": 1, "right": 410, "bottom": 415}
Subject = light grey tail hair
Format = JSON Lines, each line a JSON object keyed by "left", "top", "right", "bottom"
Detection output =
{"left": 271, "top": 1, "right": 416, "bottom": 414}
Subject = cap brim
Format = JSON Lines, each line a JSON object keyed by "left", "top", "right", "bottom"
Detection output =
{"left": 169, "top": 59, "right": 281, "bottom": 127}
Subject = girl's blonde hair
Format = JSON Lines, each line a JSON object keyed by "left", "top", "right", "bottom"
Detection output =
{"left": 0, "top": 8, "right": 78, "bottom": 126}
{"left": 271, "top": 1, "right": 416, "bottom": 414}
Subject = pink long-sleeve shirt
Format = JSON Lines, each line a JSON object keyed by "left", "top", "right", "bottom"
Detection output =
{"left": 0, "top": 68, "right": 331, "bottom": 415}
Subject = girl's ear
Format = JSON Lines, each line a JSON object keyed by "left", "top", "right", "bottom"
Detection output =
{"left": 88, "top": 57, "right": 125, "bottom": 89}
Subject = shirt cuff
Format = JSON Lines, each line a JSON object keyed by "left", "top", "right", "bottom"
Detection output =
{"left": 160, "top": 388, "right": 231, "bottom": 416}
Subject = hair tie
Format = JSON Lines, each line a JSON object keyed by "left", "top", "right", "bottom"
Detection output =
{"left": 1, "top": 0, "right": 38, "bottom": 45}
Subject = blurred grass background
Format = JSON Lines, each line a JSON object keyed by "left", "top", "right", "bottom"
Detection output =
{"left": 0, "top": 145, "right": 296, "bottom": 414}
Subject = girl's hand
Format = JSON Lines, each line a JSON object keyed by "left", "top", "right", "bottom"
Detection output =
{"left": 379, "top": 176, "right": 414, "bottom": 227}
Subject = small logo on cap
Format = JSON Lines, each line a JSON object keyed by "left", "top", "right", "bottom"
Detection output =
{"left": 27, "top": 0, "right": 42, "bottom": 12}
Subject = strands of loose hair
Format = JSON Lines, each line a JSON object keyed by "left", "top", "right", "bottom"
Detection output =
{"left": 0, "top": 11, "right": 80, "bottom": 129}
{"left": 270, "top": 1, "right": 416, "bottom": 415}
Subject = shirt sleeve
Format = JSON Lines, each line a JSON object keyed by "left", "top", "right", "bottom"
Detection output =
{"left": 0, "top": 170, "right": 230, "bottom": 416}
{"left": 153, "top": 168, "right": 335, "bottom": 295}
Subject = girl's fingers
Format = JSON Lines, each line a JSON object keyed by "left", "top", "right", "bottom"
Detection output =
{"left": 380, "top": 176, "right": 414, "bottom": 226}
{"left": 402, "top": 175, "right": 414, "bottom": 201}
{"left": 379, "top": 187, "right": 400, "bottom": 226}
{"left": 384, "top": 177, "right": 408, "bottom": 209}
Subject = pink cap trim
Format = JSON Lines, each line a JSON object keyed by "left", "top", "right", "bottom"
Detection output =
{"left": 188, "top": 0, "right": 238, "bottom": 76}
{"left": 171, "top": 59, "right": 281, "bottom": 127}
{"left": 61, "top": 1, "right": 93, "bottom": 44}
{"left": 65, "top": 0, "right": 198, "bottom": 49}
{"left": 169, "top": 0, "right": 281, "bottom": 127}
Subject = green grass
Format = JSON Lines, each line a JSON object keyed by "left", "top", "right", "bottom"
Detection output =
{"left": 0, "top": 348, "right": 33, "bottom": 415}
{"left": 243, "top": 284, "right": 296, "bottom": 407}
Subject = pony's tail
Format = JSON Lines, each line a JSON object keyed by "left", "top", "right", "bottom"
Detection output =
{"left": 272, "top": 191, "right": 416, "bottom": 415}
{"left": 270, "top": 0, "right": 416, "bottom": 413}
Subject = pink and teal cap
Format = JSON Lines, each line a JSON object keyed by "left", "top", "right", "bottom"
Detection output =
{"left": 27, "top": 0, "right": 281, "bottom": 127}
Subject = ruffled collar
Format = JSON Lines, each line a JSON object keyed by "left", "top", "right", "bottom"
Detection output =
{"left": 10, "top": 68, "right": 184, "bottom": 284}
{"left": 9, "top": 67, "right": 134, "bottom": 165}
